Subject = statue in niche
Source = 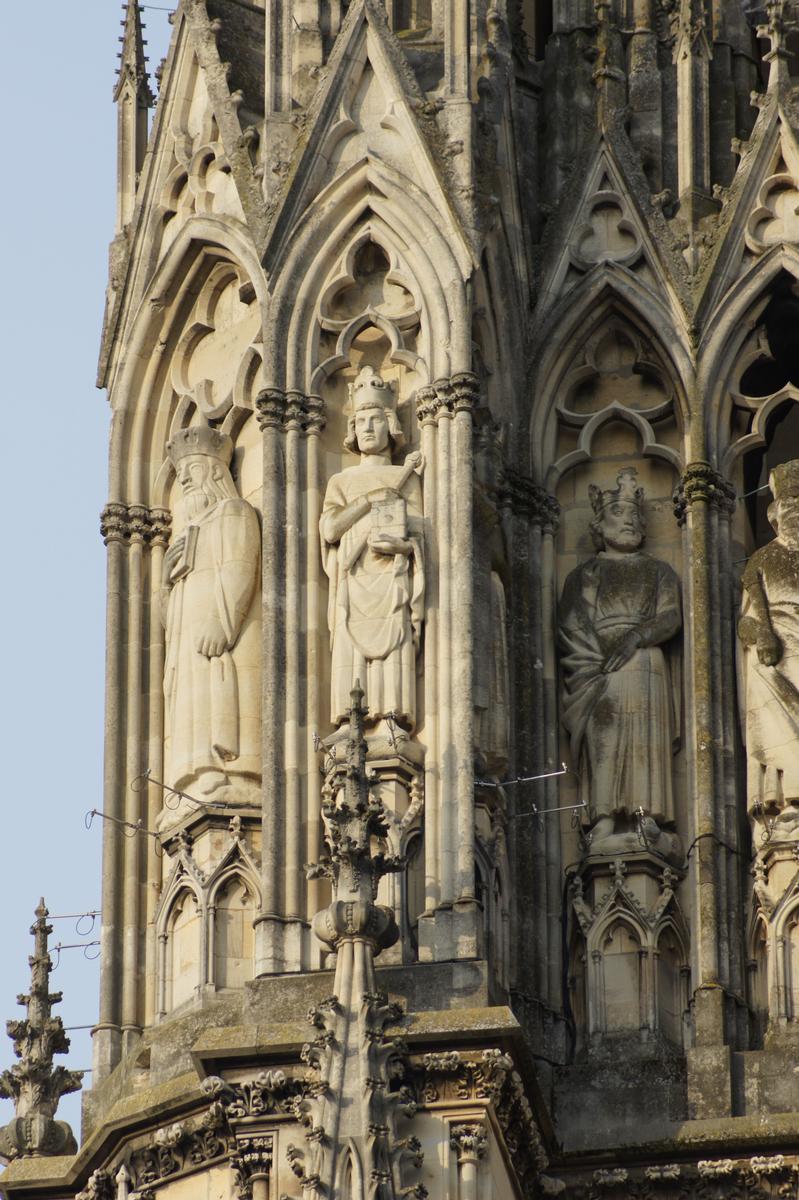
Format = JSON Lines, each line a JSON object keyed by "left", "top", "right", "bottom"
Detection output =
{"left": 320, "top": 366, "right": 424, "bottom": 741}
{"left": 160, "top": 425, "right": 261, "bottom": 824}
{"left": 739, "top": 460, "right": 799, "bottom": 832}
{"left": 558, "top": 468, "right": 682, "bottom": 857}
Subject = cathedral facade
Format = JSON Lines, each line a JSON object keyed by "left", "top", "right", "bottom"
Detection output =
{"left": 4, "top": 1, "right": 799, "bottom": 1197}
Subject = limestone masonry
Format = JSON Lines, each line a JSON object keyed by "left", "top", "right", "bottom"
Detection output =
{"left": 4, "top": 1, "right": 799, "bottom": 1198}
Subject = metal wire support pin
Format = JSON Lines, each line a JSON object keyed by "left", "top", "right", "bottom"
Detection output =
{"left": 475, "top": 762, "right": 570, "bottom": 788}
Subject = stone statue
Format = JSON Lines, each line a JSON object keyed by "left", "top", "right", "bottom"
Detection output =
{"left": 738, "top": 459, "right": 799, "bottom": 826}
{"left": 320, "top": 366, "right": 424, "bottom": 735}
{"left": 559, "top": 468, "right": 682, "bottom": 852}
{"left": 161, "top": 425, "right": 261, "bottom": 818}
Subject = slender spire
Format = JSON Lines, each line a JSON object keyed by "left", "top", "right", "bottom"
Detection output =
{"left": 114, "top": 2, "right": 153, "bottom": 232}
{"left": 0, "top": 900, "right": 83, "bottom": 1159}
{"left": 114, "top": 1, "right": 153, "bottom": 106}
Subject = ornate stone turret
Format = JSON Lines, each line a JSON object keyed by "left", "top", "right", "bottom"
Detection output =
{"left": 0, "top": 901, "right": 83, "bottom": 1159}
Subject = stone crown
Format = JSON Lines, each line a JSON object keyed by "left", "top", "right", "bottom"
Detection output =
{"left": 167, "top": 425, "right": 233, "bottom": 466}
{"left": 589, "top": 467, "right": 645, "bottom": 516}
{"left": 349, "top": 365, "right": 395, "bottom": 413}
{"left": 770, "top": 459, "right": 799, "bottom": 500}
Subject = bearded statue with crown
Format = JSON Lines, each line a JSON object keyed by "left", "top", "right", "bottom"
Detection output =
{"left": 160, "top": 424, "right": 261, "bottom": 823}
{"left": 739, "top": 459, "right": 799, "bottom": 827}
{"left": 558, "top": 468, "right": 682, "bottom": 849}
{"left": 320, "top": 366, "right": 424, "bottom": 736}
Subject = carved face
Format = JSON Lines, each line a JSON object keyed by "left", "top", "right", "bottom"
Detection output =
{"left": 598, "top": 500, "right": 644, "bottom": 552}
{"left": 176, "top": 454, "right": 221, "bottom": 519}
{"left": 354, "top": 405, "right": 390, "bottom": 455}
{"left": 776, "top": 495, "right": 799, "bottom": 548}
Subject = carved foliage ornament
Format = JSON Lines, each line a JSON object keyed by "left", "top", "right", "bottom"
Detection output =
{"left": 413, "top": 1047, "right": 547, "bottom": 1187}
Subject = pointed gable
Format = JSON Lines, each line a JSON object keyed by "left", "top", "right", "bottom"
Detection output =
{"left": 536, "top": 132, "right": 690, "bottom": 320}
{"left": 697, "top": 96, "right": 799, "bottom": 318}
{"left": 263, "top": 0, "right": 473, "bottom": 280}
{"left": 99, "top": 2, "right": 266, "bottom": 388}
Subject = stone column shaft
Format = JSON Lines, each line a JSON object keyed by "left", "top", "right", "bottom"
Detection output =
{"left": 144, "top": 510, "right": 169, "bottom": 1025}
{"left": 675, "top": 462, "right": 736, "bottom": 1041}
{"left": 419, "top": 404, "right": 440, "bottom": 920}
{"left": 121, "top": 514, "right": 146, "bottom": 1047}
{"left": 95, "top": 506, "right": 128, "bottom": 1079}
{"left": 436, "top": 407, "right": 455, "bottom": 914}
{"left": 256, "top": 391, "right": 287, "bottom": 973}
{"left": 283, "top": 406, "right": 303, "bottom": 934}
{"left": 452, "top": 382, "right": 476, "bottom": 910}
{"left": 305, "top": 415, "right": 324, "bottom": 938}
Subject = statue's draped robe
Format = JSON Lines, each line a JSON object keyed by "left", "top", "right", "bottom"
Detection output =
{"left": 163, "top": 498, "right": 261, "bottom": 790}
{"left": 559, "top": 552, "right": 681, "bottom": 823}
{"left": 321, "top": 464, "right": 424, "bottom": 728}
{"left": 740, "top": 543, "right": 799, "bottom": 809}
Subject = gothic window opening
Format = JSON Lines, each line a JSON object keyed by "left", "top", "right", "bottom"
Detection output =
{"left": 165, "top": 890, "right": 202, "bottom": 1012}
{"left": 403, "top": 831, "right": 424, "bottom": 958}
{"left": 212, "top": 876, "right": 255, "bottom": 990}
{"left": 601, "top": 922, "right": 643, "bottom": 1034}
{"left": 748, "top": 919, "right": 769, "bottom": 1045}
{"left": 656, "top": 929, "right": 686, "bottom": 1047}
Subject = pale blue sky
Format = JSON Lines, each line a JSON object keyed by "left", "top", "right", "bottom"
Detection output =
{"left": 0, "top": 1, "right": 174, "bottom": 1141}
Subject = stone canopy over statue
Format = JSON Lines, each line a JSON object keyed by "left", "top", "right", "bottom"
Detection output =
{"left": 320, "top": 366, "right": 424, "bottom": 738}
{"left": 558, "top": 468, "right": 682, "bottom": 855}
{"left": 739, "top": 459, "right": 799, "bottom": 830}
{"left": 160, "top": 425, "right": 261, "bottom": 823}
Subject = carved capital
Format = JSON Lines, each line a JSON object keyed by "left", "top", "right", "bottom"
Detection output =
{"left": 285, "top": 390, "right": 309, "bottom": 431}
{"left": 450, "top": 1122, "right": 488, "bottom": 1163}
{"left": 415, "top": 374, "right": 481, "bottom": 423}
{"left": 256, "top": 388, "right": 325, "bottom": 434}
{"left": 673, "top": 462, "right": 736, "bottom": 525}
{"left": 128, "top": 504, "right": 150, "bottom": 544}
{"left": 415, "top": 384, "right": 439, "bottom": 424}
{"left": 500, "top": 469, "right": 560, "bottom": 531}
{"left": 256, "top": 387, "right": 288, "bottom": 431}
{"left": 304, "top": 394, "right": 326, "bottom": 434}
{"left": 230, "top": 1135, "right": 273, "bottom": 1199}
{"left": 451, "top": 371, "right": 481, "bottom": 414}
{"left": 100, "top": 502, "right": 130, "bottom": 545}
{"left": 148, "top": 507, "right": 172, "bottom": 548}
{"left": 100, "top": 503, "right": 173, "bottom": 548}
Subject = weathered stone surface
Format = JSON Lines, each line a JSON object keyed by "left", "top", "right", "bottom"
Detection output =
{"left": 13, "top": 3, "right": 799, "bottom": 1200}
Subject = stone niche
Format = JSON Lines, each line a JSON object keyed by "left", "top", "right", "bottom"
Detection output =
{"left": 552, "top": 319, "right": 686, "bottom": 891}
{"left": 150, "top": 255, "right": 264, "bottom": 1014}
{"left": 314, "top": 237, "right": 427, "bottom": 962}
{"left": 725, "top": 280, "right": 799, "bottom": 1051}
{"left": 550, "top": 318, "right": 690, "bottom": 1141}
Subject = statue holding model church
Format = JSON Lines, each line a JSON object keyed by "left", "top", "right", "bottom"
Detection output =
{"left": 320, "top": 366, "right": 425, "bottom": 736}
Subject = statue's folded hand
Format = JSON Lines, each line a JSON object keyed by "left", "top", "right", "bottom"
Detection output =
{"left": 603, "top": 629, "right": 642, "bottom": 673}
{"left": 163, "top": 536, "right": 185, "bottom": 578}
{"left": 757, "top": 630, "right": 782, "bottom": 667}
{"left": 195, "top": 619, "right": 229, "bottom": 658}
{"left": 368, "top": 531, "right": 412, "bottom": 556}
{"left": 367, "top": 487, "right": 400, "bottom": 505}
